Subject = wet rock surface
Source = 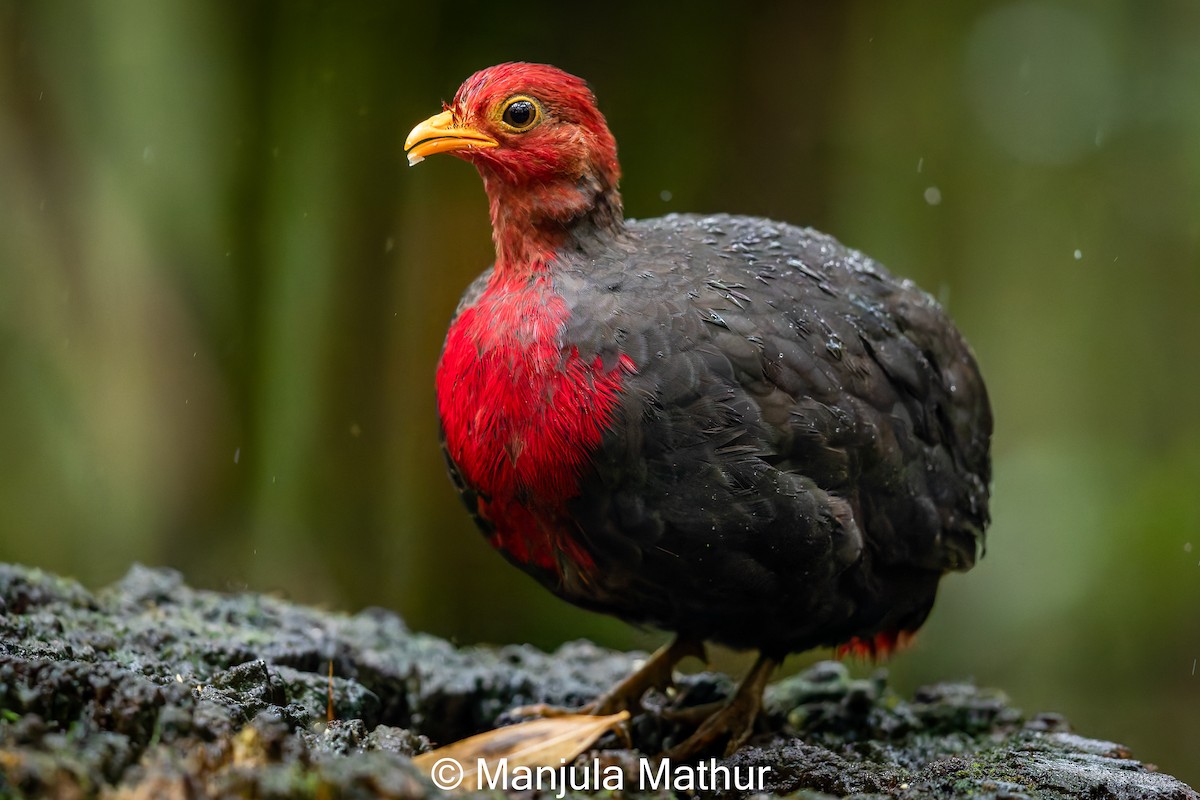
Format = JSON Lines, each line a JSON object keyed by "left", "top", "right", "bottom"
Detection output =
{"left": 0, "top": 563, "right": 1194, "bottom": 799}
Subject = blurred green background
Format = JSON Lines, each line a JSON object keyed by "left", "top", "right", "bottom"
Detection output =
{"left": 2, "top": 0, "right": 1197, "bottom": 785}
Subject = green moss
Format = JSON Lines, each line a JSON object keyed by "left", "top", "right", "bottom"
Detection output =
{"left": 1, "top": 564, "right": 1194, "bottom": 800}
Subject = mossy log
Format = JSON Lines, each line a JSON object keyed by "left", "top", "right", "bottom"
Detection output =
{"left": 0, "top": 564, "right": 1194, "bottom": 800}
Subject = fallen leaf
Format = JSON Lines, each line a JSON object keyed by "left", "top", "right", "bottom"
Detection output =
{"left": 412, "top": 712, "right": 629, "bottom": 789}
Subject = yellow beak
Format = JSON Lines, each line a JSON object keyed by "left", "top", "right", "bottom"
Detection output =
{"left": 404, "top": 110, "right": 499, "bottom": 166}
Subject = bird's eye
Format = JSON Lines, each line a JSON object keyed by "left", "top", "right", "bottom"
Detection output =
{"left": 500, "top": 97, "right": 541, "bottom": 132}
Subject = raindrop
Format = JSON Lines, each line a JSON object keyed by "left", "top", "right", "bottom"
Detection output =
{"left": 1073, "top": 249, "right": 1083, "bottom": 261}
{"left": 660, "top": 189, "right": 673, "bottom": 202}
{"left": 233, "top": 447, "right": 241, "bottom": 465}
{"left": 924, "top": 186, "right": 942, "bottom": 206}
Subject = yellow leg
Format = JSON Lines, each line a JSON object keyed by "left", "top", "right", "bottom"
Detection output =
{"left": 510, "top": 636, "right": 704, "bottom": 719}
{"left": 665, "top": 652, "right": 778, "bottom": 759}
{"left": 588, "top": 636, "right": 705, "bottom": 715}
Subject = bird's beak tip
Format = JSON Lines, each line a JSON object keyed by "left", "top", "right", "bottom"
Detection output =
{"left": 405, "top": 110, "right": 498, "bottom": 164}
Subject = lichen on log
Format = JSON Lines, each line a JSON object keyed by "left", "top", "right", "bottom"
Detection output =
{"left": 0, "top": 563, "right": 1194, "bottom": 799}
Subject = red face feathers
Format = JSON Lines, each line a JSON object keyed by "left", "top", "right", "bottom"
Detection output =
{"left": 405, "top": 63, "right": 623, "bottom": 270}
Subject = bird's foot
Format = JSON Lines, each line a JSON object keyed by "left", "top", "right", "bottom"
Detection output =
{"left": 664, "top": 653, "right": 777, "bottom": 759}
{"left": 660, "top": 699, "right": 724, "bottom": 727}
{"left": 589, "top": 636, "right": 704, "bottom": 715}
{"left": 508, "top": 637, "right": 703, "bottom": 721}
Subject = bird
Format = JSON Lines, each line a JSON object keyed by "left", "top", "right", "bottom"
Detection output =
{"left": 405, "top": 62, "right": 991, "bottom": 758}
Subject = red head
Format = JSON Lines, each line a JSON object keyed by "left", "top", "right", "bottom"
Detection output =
{"left": 406, "top": 63, "right": 623, "bottom": 270}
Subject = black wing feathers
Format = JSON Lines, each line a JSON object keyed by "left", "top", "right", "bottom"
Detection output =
{"left": 555, "top": 214, "right": 991, "bottom": 652}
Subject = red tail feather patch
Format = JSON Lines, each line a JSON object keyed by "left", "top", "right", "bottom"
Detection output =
{"left": 835, "top": 630, "right": 915, "bottom": 661}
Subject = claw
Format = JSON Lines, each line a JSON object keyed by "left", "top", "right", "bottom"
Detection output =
{"left": 507, "top": 637, "right": 702, "bottom": 722}
{"left": 665, "top": 652, "right": 777, "bottom": 760}
{"left": 589, "top": 636, "right": 705, "bottom": 715}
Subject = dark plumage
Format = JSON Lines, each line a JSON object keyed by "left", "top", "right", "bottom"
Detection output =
{"left": 407, "top": 63, "right": 991, "bottom": 756}
{"left": 450, "top": 212, "right": 989, "bottom": 656}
